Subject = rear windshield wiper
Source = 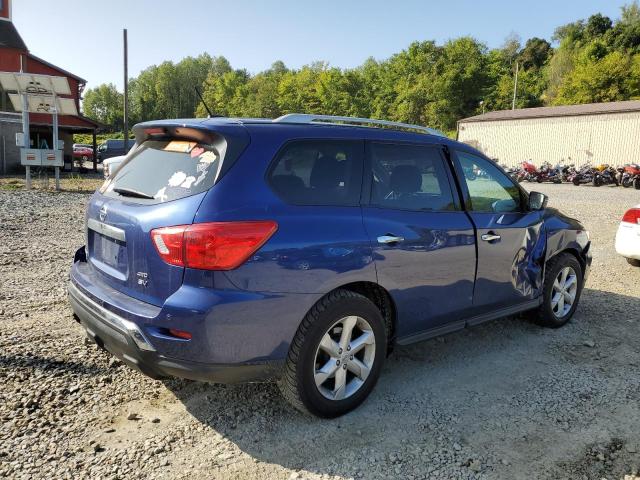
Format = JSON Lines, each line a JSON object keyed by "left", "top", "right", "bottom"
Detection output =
{"left": 113, "top": 187, "right": 155, "bottom": 199}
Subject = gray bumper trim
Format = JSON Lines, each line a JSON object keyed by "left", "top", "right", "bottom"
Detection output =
{"left": 68, "top": 281, "right": 155, "bottom": 352}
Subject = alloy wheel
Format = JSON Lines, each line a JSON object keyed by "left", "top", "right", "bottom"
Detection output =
{"left": 551, "top": 266, "right": 578, "bottom": 318}
{"left": 313, "top": 316, "right": 376, "bottom": 401}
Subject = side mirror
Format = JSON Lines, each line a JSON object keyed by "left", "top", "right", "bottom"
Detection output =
{"left": 528, "top": 191, "right": 548, "bottom": 211}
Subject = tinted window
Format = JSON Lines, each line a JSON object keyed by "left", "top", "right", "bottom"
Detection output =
{"left": 268, "top": 140, "right": 363, "bottom": 206}
{"left": 103, "top": 139, "right": 223, "bottom": 204}
{"left": 370, "top": 143, "right": 455, "bottom": 211}
{"left": 456, "top": 151, "right": 521, "bottom": 212}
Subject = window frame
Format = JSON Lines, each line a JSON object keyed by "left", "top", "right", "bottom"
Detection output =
{"left": 265, "top": 138, "right": 365, "bottom": 207}
{"left": 364, "top": 140, "right": 461, "bottom": 212}
{"left": 450, "top": 148, "right": 529, "bottom": 213}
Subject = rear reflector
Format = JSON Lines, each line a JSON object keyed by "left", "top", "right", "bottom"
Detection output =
{"left": 151, "top": 221, "right": 278, "bottom": 270}
{"left": 168, "top": 328, "right": 192, "bottom": 340}
{"left": 622, "top": 208, "right": 640, "bottom": 225}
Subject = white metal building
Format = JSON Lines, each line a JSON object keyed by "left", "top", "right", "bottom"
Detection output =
{"left": 457, "top": 100, "right": 640, "bottom": 168}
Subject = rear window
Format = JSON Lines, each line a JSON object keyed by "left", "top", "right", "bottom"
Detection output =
{"left": 103, "top": 139, "right": 223, "bottom": 204}
{"left": 267, "top": 140, "right": 363, "bottom": 206}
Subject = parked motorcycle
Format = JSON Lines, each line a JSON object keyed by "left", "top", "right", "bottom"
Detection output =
{"left": 592, "top": 164, "right": 618, "bottom": 187}
{"left": 518, "top": 160, "right": 538, "bottom": 182}
{"left": 571, "top": 164, "right": 595, "bottom": 186}
{"left": 534, "top": 162, "right": 563, "bottom": 184}
{"left": 620, "top": 163, "right": 640, "bottom": 189}
{"left": 559, "top": 164, "right": 575, "bottom": 183}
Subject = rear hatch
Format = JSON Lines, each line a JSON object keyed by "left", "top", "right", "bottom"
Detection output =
{"left": 86, "top": 123, "right": 248, "bottom": 306}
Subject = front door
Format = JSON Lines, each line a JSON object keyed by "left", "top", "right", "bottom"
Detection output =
{"left": 453, "top": 150, "right": 546, "bottom": 314}
{"left": 362, "top": 142, "right": 476, "bottom": 339}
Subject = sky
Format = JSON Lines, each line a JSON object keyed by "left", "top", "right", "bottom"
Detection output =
{"left": 12, "top": 0, "right": 633, "bottom": 91}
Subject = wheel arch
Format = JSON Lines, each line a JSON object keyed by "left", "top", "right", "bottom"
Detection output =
{"left": 326, "top": 281, "right": 397, "bottom": 354}
{"left": 547, "top": 247, "right": 587, "bottom": 277}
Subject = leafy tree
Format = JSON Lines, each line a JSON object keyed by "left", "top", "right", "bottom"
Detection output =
{"left": 82, "top": 83, "right": 123, "bottom": 131}
{"left": 554, "top": 50, "right": 640, "bottom": 103}
{"left": 585, "top": 13, "right": 613, "bottom": 39}
{"left": 520, "top": 38, "right": 552, "bottom": 70}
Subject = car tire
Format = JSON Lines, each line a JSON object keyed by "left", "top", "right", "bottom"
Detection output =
{"left": 278, "top": 289, "right": 387, "bottom": 418}
{"left": 627, "top": 258, "right": 640, "bottom": 267}
{"left": 530, "top": 252, "right": 583, "bottom": 328}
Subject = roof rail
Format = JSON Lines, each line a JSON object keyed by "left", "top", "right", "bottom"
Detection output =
{"left": 273, "top": 113, "right": 446, "bottom": 137}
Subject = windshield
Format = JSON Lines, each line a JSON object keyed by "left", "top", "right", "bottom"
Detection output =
{"left": 102, "top": 139, "right": 223, "bottom": 204}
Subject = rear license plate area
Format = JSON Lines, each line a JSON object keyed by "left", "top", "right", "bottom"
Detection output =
{"left": 90, "top": 232, "right": 129, "bottom": 273}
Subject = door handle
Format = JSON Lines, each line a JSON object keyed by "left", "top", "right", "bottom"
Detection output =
{"left": 377, "top": 235, "right": 404, "bottom": 244}
{"left": 481, "top": 233, "right": 501, "bottom": 242}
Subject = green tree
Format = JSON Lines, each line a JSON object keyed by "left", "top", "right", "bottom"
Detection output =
{"left": 82, "top": 83, "right": 123, "bottom": 131}
{"left": 585, "top": 13, "right": 613, "bottom": 39}
{"left": 554, "top": 50, "right": 640, "bottom": 104}
{"left": 520, "top": 37, "right": 552, "bottom": 70}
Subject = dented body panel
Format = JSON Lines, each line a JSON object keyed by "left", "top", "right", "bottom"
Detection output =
{"left": 542, "top": 207, "right": 592, "bottom": 278}
{"left": 468, "top": 210, "right": 546, "bottom": 314}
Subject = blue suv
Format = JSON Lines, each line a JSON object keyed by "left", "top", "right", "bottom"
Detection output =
{"left": 69, "top": 114, "right": 591, "bottom": 417}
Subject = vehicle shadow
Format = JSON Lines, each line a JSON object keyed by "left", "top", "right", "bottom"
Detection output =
{"left": 165, "top": 287, "right": 640, "bottom": 478}
{"left": 0, "top": 353, "right": 108, "bottom": 377}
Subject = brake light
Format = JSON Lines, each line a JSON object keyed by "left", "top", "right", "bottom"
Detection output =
{"left": 144, "top": 127, "right": 165, "bottom": 136}
{"left": 150, "top": 221, "right": 278, "bottom": 270}
{"left": 622, "top": 208, "right": 640, "bottom": 225}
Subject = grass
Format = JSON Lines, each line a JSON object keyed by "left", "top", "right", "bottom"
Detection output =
{"left": 0, "top": 172, "right": 104, "bottom": 193}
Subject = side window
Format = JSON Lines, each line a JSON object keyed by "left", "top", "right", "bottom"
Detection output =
{"left": 268, "top": 140, "right": 363, "bottom": 206}
{"left": 456, "top": 151, "right": 521, "bottom": 213}
{"left": 370, "top": 143, "right": 455, "bottom": 211}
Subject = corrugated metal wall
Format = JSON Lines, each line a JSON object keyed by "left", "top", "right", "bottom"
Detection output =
{"left": 457, "top": 112, "right": 640, "bottom": 168}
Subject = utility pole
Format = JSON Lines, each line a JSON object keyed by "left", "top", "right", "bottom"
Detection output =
{"left": 512, "top": 61, "right": 519, "bottom": 110}
{"left": 123, "top": 29, "right": 129, "bottom": 150}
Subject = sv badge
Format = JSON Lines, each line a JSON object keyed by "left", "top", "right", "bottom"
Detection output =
{"left": 136, "top": 272, "right": 148, "bottom": 287}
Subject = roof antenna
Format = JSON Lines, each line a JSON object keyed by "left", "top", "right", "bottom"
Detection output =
{"left": 195, "top": 86, "right": 214, "bottom": 118}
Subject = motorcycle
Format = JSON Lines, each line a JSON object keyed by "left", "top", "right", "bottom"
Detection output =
{"left": 518, "top": 160, "right": 538, "bottom": 182}
{"left": 620, "top": 163, "right": 640, "bottom": 189}
{"left": 534, "top": 162, "right": 563, "bottom": 183}
{"left": 592, "top": 164, "right": 618, "bottom": 187}
{"left": 559, "top": 164, "right": 575, "bottom": 183}
{"left": 571, "top": 164, "right": 595, "bottom": 186}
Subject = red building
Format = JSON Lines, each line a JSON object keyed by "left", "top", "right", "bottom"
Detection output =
{"left": 0, "top": 0, "right": 101, "bottom": 173}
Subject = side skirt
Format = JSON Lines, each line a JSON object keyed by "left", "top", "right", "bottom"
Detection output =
{"left": 395, "top": 298, "right": 543, "bottom": 346}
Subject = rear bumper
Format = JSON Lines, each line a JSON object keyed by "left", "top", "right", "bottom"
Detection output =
{"left": 615, "top": 223, "right": 640, "bottom": 260}
{"left": 583, "top": 243, "right": 593, "bottom": 281}
{"left": 68, "top": 280, "right": 282, "bottom": 383}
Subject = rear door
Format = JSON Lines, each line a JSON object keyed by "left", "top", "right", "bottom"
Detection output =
{"left": 362, "top": 142, "right": 476, "bottom": 339}
{"left": 452, "top": 149, "right": 545, "bottom": 314}
{"left": 87, "top": 130, "right": 244, "bottom": 306}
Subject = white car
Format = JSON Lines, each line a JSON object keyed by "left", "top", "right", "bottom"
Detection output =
{"left": 615, "top": 205, "right": 640, "bottom": 267}
{"left": 103, "top": 155, "right": 126, "bottom": 179}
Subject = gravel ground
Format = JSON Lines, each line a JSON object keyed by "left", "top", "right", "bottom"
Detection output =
{"left": 1, "top": 182, "right": 639, "bottom": 480}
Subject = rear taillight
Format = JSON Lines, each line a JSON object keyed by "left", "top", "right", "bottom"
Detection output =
{"left": 622, "top": 208, "right": 640, "bottom": 225}
{"left": 151, "top": 226, "right": 187, "bottom": 266}
{"left": 150, "top": 221, "right": 277, "bottom": 270}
